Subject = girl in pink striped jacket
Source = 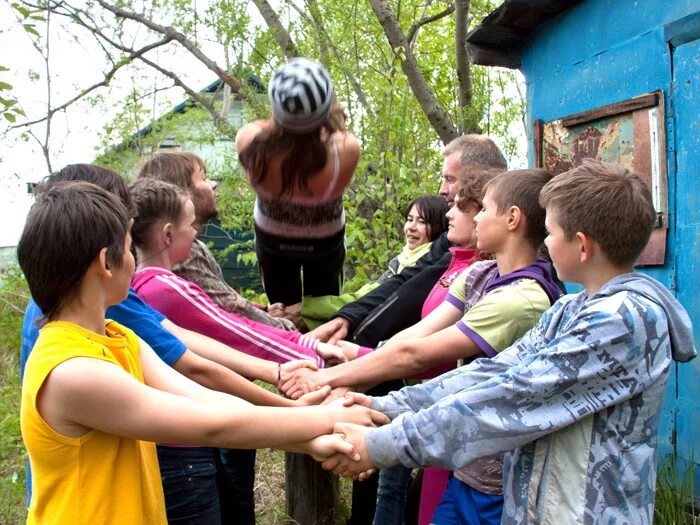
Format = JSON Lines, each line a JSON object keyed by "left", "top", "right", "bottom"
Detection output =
{"left": 129, "top": 178, "right": 344, "bottom": 368}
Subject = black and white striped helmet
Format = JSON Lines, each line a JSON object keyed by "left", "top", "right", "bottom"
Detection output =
{"left": 268, "top": 58, "right": 334, "bottom": 134}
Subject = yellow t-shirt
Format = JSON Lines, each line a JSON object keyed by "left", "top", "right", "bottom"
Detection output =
{"left": 21, "top": 320, "right": 166, "bottom": 525}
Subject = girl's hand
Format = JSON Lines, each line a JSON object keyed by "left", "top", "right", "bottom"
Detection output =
{"left": 294, "top": 385, "right": 332, "bottom": 406}
{"left": 316, "top": 342, "right": 348, "bottom": 366}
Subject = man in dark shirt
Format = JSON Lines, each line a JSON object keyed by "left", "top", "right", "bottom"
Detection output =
{"left": 310, "top": 134, "right": 508, "bottom": 349}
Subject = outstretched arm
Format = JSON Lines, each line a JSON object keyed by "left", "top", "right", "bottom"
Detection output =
{"left": 38, "top": 340, "right": 389, "bottom": 452}
{"left": 162, "top": 318, "right": 278, "bottom": 384}
{"left": 280, "top": 302, "right": 469, "bottom": 396}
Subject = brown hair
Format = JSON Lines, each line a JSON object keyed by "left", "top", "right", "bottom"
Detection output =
{"left": 17, "top": 181, "right": 129, "bottom": 321}
{"left": 442, "top": 134, "right": 508, "bottom": 170}
{"left": 137, "top": 151, "right": 205, "bottom": 189}
{"left": 238, "top": 102, "right": 347, "bottom": 196}
{"left": 484, "top": 169, "right": 553, "bottom": 246}
{"left": 456, "top": 167, "right": 505, "bottom": 212}
{"left": 41, "top": 164, "right": 132, "bottom": 214}
{"left": 130, "top": 179, "right": 188, "bottom": 251}
{"left": 539, "top": 159, "right": 656, "bottom": 266}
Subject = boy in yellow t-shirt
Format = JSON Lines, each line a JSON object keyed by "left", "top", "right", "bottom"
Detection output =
{"left": 18, "top": 181, "right": 387, "bottom": 525}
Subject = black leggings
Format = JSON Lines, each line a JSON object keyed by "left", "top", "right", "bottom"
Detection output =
{"left": 254, "top": 225, "right": 346, "bottom": 305}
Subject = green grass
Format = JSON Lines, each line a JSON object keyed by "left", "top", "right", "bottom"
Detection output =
{"left": 0, "top": 268, "right": 28, "bottom": 525}
{"left": 655, "top": 456, "right": 699, "bottom": 525}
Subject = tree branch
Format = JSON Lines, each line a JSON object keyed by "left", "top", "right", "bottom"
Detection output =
{"left": 95, "top": 0, "right": 241, "bottom": 92}
{"left": 406, "top": 4, "right": 455, "bottom": 46}
{"left": 9, "top": 37, "right": 173, "bottom": 130}
{"left": 368, "top": 0, "right": 458, "bottom": 143}
{"left": 251, "top": 0, "right": 299, "bottom": 59}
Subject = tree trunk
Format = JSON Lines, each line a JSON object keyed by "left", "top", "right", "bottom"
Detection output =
{"left": 368, "top": 0, "right": 459, "bottom": 144}
{"left": 251, "top": 0, "right": 299, "bottom": 59}
{"left": 455, "top": 0, "right": 479, "bottom": 133}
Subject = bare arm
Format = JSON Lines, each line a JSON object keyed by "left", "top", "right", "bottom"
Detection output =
{"left": 162, "top": 318, "right": 278, "bottom": 385}
{"left": 387, "top": 301, "right": 462, "bottom": 343}
{"left": 171, "top": 349, "right": 328, "bottom": 407}
{"left": 281, "top": 325, "right": 479, "bottom": 396}
{"left": 38, "top": 342, "right": 388, "bottom": 451}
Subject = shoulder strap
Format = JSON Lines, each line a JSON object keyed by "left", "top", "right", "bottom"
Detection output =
{"left": 321, "top": 141, "right": 341, "bottom": 200}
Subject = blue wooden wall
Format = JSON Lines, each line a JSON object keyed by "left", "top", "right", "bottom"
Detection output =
{"left": 518, "top": 0, "right": 700, "bottom": 490}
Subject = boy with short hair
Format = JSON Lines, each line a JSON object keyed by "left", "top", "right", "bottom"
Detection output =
{"left": 281, "top": 168, "right": 562, "bottom": 524}
{"left": 18, "top": 181, "right": 386, "bottom": 524}
{"left": 326, "top": 159, "right": 696, "bottom": 524}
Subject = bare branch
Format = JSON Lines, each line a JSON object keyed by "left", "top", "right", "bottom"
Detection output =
{"left": 10, "top": 37, "right": 173, "bottom": 130}
{"left": 135, "top": 55, "right": 236, "bottom": 138}
{"left": 250, "top": 0, "right": 299, "bottom": 59}
{"left": 368, "top": 0, "right": 458, "bottom": 143}
{"left": 95, "top": 0, "right": 242, "bottom": 92}
{"left": 295, "top": 0, "right": 373, "bottom": 117}
{"left": 406, "top": 4, "right": 455, "bottom": 46}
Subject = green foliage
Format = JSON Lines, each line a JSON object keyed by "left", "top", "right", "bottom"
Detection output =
{"left": 90, "top": 0, "right": 524, "bottom": 295}
{"left": 0, "top": 268, "right": 29, "bottom": 525}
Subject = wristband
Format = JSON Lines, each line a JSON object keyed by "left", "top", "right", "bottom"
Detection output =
{"left": 277, "top": 363, "right": 281, "bottom": 384}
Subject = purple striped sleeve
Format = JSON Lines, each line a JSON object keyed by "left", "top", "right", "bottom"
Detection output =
{"left": 445, "top": 293, "right": 465, "bottom": 310}
{"left": 455, "top": 320, "right": 497, "bottom": 357}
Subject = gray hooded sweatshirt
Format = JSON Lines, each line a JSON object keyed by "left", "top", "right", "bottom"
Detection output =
{"left": 366, "top": 272, "right": 696, "bottom": 524}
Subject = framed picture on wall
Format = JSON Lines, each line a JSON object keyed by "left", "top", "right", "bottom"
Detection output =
{"left": 533, "top": 91, "right": 667, "bottom": 266}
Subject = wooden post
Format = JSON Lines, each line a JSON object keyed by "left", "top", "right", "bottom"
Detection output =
{"left": 285, "top": 452, "right": 337, "bottom": 524}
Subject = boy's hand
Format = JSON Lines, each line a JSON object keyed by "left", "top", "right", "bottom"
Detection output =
{"left": 315, "top": 342, "right": 348, "bottom": 366}
{"left": 342, "top": 391, "right": 373, "bottom": 409}
{"left": 279, "top": 360, "right": 318, "bottom": 389}
{"left": 330, "top": 403, "right": 390, "bottom": 428}
{"left": 307, "top": 317, "right": 350, "bottom": 344}
{"left": 294, "top": 385, "right": 331, "bottom": 406}
{"left": 304, "top": 433, "right": 360, "bottom": 462}
{"left": 280, "top": 367, "right": 330, "bottom": 399}
{"left": 322, "top": 422, "right": 376, "bottom": 479}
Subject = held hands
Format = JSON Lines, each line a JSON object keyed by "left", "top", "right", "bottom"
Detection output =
{"left": 278, "top": 359, "right": 318, "bottom": 389}
{"left": 293, "top": 385, "right": 332, "bottom": 406}
{"left": 322, "top": 423, "right": 376, "bottom": 480}
{"left": 279, "top": 365, "right": 329, "bottom": 399}
{"left": 305, "top": 433, "right": 360, "bottom": 462}
{"left": 330, "top": 401, "right": 390, "bottom": 428}
{"left": 315, "top": 341, "right": 349, "bottom": 366}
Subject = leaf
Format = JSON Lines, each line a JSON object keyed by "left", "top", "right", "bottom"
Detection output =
{"left": 23, "top": 24, "right": 40, "bottom": 37}
{"left": 4, "top": 113, "right": 16, "bottom": 123}
{"left": 0, "top": 81, "right": 13, "bottom": 91}
{"left": 0, "top": 66, "right": 9, "bottom": 72}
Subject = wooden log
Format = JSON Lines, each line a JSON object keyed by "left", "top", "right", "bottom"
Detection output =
{"left": 285, "top": 452, "right": 338, "bottom": 524}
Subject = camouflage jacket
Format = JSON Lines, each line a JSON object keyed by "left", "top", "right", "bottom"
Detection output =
{"left": 366, "top": 273, "right": 696, "bottom": 524}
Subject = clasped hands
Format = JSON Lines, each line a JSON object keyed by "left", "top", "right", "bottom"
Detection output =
{"left": 305, "top": 392, "right": 383, "bottom": 480}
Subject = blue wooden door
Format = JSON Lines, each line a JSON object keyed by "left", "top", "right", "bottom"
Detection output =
{"left": 671, "top": 37, "right": 700, "bottom": 487}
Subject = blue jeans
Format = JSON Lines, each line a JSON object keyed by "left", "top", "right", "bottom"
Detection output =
{"left": 217, "top": 448, "right": 256, "bottom": 525}
{"left": 432, "top": 477, "right": 504, "bottom": 525}
{"left": 374, "top": 464, "right": 414, "bottom": 525}
{"left": 157, "top": 446, "right": 221, "bottom": 525}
